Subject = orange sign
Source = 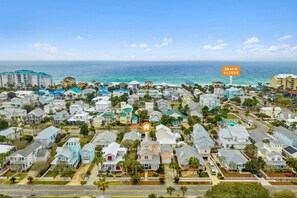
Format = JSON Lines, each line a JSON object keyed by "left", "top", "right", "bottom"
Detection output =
{"left": 142, "top": 122, "right": 152, "bottom": 133}
{"left": 222, "top": 66, "right": 240, "bottom": 76}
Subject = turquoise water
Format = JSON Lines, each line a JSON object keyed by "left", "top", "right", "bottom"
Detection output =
{"left": 0, "top": 61, "right": 296, "bottom": 85}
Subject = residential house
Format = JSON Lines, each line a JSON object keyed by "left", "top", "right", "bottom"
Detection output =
{"left": 0, "top": 127, "right": 21, "bottom": 140}
{"left": 218, "top": 125, "right": 251, "bottom": 149}
{"left": 144, "top": 80, "right": 153, "bottom": 87}
{"left": 95, "top": 99, "right": 111, "bottom": 113}
{"left": 9, "top": 141, "right": 48, "bottom": 172}
{"left": 132, "top": 115, "right": 138, "bottom": 124}
{"left": 149, "top": 89, "right": 162, "bottom": 98}
{"left": 156, "top": 124, "right": 177, "bottom": 146}
{"left": 255, "top": 140, "right": 287, "bottom": 169}
{"left": 274, "top": 126, "right": 297, "bottom": 147}
{"left": 54, "top": 110, "right": 70, "bottom": 124}
{"left": 61, "top": 76, "right": 76, "bottom": 87}
{"left": 175, "top": 144, "right": 205, "bottom": 170}
{"left": 149, "top": 111, "right": 163, "bottom": 122}
{"left": 137, "top": 89, "right": 146, "bottom": 97}
{"left": 128, "top": 80, "right": 141, "bottom": 90}
{"left": 0, "top": 144, "right": 15, "bottom": 168}
{"left": 188, "top": 102, "right": 203, "bottom": 118}
{"left": 160, "top": 145, "right": 173, "bottom": 164}
{"left": 165, "top": 109, "right": 187, "bottom": 126}
{"left": 102, "top": 142, "right": 127, "bottom": 172}
{"left": 35, "top": 126, "right": 60, "bottom": 148}
{"left": 137, "top": 139, "right": 160, "bottom": 171}
{"left": 119, "top": 102, "right": 133, "bottom": 124}
{"left": 113, "top": 88, "right": 130, "bottom": 97}
{"left": 283, "top": 146, "right": 297, "bottom": 158}
{"left": 94, "top": 109, "right": 116, "bottom": 126}
{"left": 199, "top": 94, "right": 221, "bottom": 110}
{"left": 81, "top": 143, "right": 95, "bottom": 164}
{"left": 226, "top": 87, "right": 244, "bottom": 100}
{"left": 214, "top": 87, "right": 226, "bottom": 99}
{"left": 93, "top": 131, "right": 117, "bottom": 147}
{"left": 64, "top": 87, "right": 82, "bottom": 99}
{"left": 26, "top": 108, "right": 46, "bottom": 124}
{"left": 145, "top": 102, "right": 154, "bottom": 113}
{"left": 192, "top": 124, "right": 215, "bottom": 159}
{"left": 157, "top": 99, "right": 171, "bottom": 114}
{"left": 217, "top": 149, "right": 248, "bottom": 171}
{"left": 122, "top": 131, "right": 141, "bottom": 144}
{"left": 260, "top": 107, "right": 283, "bottom": 119}
{"left": 82, "top": 88, "right": 96, "bottom": 98}
{"left": 68, "top": 111, "right": 92, "bottom": 125}
{"left": 51, "top": 138, "right": 81, "bottom": 167}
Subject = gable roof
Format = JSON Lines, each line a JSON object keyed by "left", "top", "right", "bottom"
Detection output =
{"left": 175, "top": 144, "right": 205, "bottom": 165}
{"left": 29, "top": 108, "right": 45, "bottom": 117}
{"left": 35, "top": 126, "right": 59, "bottom": 140}
{"left": 218, "top": 148, "right": 248, "bottom": 165}
{"left": 93, "top": 131, "right": 117, "bottom": 144}
{"left": 10, "top": 141, "right": 42, "bottom": 157}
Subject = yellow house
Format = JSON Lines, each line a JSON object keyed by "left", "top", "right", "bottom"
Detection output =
{"left": 182, "top": 96, "right": 193, "bottom": 107}
{"left": 271, "top": 74, "right": 297, "bottom": 90}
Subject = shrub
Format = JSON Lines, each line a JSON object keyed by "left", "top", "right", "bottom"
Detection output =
{"left": 131, "top": 175, "right": 140, "bottom": 185}
{"left": 152, "top": 173, "right": 159, "bottom": 177}
{"left": 174, "top": 176, "right": 180, "bottom": 184}
{"left": 159, "top": 176, "right": 165, "bottom": 184}
{"left": 199, "top": 171, "right": 209, "bottom": 177}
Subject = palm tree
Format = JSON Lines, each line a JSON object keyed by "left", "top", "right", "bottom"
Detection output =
{"left": 10, "top": 176, "right": 16, "bottom": 184}
{"left": 95, "top": 177, "right": 109, "bottom": 195}
{"left": 188, "top": 157, "right": 200, "bottom": 175}
{"left": 167, "top": 186, "right": 175, "bottom": 197}
{"left": 180, "top": 186, "right": 188, "bottom": 197}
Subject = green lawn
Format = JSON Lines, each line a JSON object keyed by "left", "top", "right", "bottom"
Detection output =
{"left": 31, "top": 180, "right": 69, "bottom": 185}
{"left": 227, "top": 114, "right": 239, "bottom": 120}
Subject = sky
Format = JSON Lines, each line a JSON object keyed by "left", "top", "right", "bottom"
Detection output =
{"left": 0, "top": 0, "right": 297, "bottom": 61}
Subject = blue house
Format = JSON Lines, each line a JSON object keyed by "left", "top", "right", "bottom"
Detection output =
{"left": 80, "top": 143, "right": 95, "bottom": 163}
{"left": 35, "top": 126, "right": 60, "bottom": 148}
{"left": 226, "top": 87, "right": 244, "bottom": 99}
{"left": 165, "top": 109, "right": 187, "bottom": 126}
{"left": 51, "top": 138, "right": 81, "bottom": 167}
{"left": 64, "top": 87, "right": 82, "bottom": 99}
{"left": 98, "top": 86, "right": 111, "bottom": 96}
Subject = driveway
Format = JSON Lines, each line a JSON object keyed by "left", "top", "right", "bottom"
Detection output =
{"left": 67, "top": 164, "right": 90, "bottom": 186}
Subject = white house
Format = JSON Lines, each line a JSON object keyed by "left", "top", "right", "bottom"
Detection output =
{"left": 68, "top": 111, "right": 92, "bottom": 124}
{"left": 192, "top": 124, "right": 215, "bottom": 159}
{"left": 95, "top": 99, "right": 111, "bottom": 113}
{"left": 145, "top": 102, "right": 154, "bottom": 113}
{"left": 9, "top": 142, "right": 48, "bottom": 172}
{"left": 156, "top": 124, "right": 177, "bottom": 146}
{"left": 217, "top": 149, "right": 248, "bottom": 171}
{"left": 0, "top": 127, "right": 21, "bottom": 140}
{"left": 93, "top": 131, "right": 117, "bottom": 147}
{"left": 274, "top": 126, "right": 297, "bottom": 147}
{"left": 102, "top": 142, "right": 127, "bottom": 172}
{"left": 219, "top": 125, "right": 251, "bottom": 149}
{"left": 80, "top": 143, "right": 95, "bottom": 164}
{"left": 260, "top": 107, "right": 283, "bottom": 119}
{"left": 255, "top": 140, "right": 287, "bottom": 169}
{"left": 199, "top": 94, "right": 220, "bottom": 109}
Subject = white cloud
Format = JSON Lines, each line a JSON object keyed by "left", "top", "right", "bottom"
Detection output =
{"left": 292, "top": 46, "right": 297, "bottom": 51}
{"left": 243, "top": 37, "right": 259, "bottom": 45}
{"left": 203, "top": 40, "right": 228, "bottom": 51}
{"left": 131, "top": 43, "right": 148, "bottom": 48}
{"left": 154, "top": 37, "right": 173, "bottom": 48}
{"left": 145, "top": 48, "right": 151, "bottom": 52}
{"left": 32, "top": 43, "right": 57, "bottom": 53}
{"left": 277, "top": 34, "right": 292, "bottom": 41}
{"left": 267, "top": 44, "right": 290, "bottom": 52}
{"left": 76, "top": 36, "right": 83, "bottom": 40}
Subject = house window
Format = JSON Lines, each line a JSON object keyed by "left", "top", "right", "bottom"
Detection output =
{"left": 107, "top": 156, "right": 112, "bottom": 161}
{"left": 144, "top": 156, "right": 148, "bottom": 160}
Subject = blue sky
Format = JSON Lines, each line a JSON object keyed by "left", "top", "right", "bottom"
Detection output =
{"left": 0, "top": 0, "right": 296, "bottom": 61}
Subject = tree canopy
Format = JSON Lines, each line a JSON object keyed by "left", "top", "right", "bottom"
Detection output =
{"left": 205, "top": 183, "right": 270, "bottom": 198}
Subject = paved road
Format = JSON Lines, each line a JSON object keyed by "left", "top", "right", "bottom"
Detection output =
{"left": 1, "top": 184, "right": 297, "bottom": 197}
{"left": 0, "top": 184, "right": 211, "bottom": 197}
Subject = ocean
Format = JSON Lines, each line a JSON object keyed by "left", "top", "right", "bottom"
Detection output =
{"left": 0, "top": 61, "right": 296, "bottom": 86}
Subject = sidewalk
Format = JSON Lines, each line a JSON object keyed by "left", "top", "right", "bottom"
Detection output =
{"left": 86, "top": 164, "right": 98, "bottom": 186}
{"left": 18, "top": 170, "right": 38, "bottom": 185}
